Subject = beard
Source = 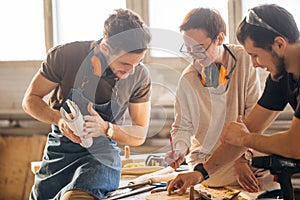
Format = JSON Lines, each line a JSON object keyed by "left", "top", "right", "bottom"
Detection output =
{"left": 271, "top": 50, "right": 286, "bottom": 81}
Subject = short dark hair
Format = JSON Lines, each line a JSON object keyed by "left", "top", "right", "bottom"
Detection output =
{"left": 103, "top": 8, "right": 151, "bottom": 54}
{"left": 236, "top": 4, "right": 299, "bottom": 50}
{"left": 179, "top": 7, "right": 226, "bottom": 39}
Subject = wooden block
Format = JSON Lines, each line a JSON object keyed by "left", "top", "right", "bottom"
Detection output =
{"left": 121, "top": 153, "right": 148, "bottom": 167}
{"left": 121, "top": 158, "right": 145, "bottom": 167}
{"left": 121, "top": 166, "right": 164, "bottom": 175}
{"left": 124, "top": 145, "right": 130, "bottom": 159}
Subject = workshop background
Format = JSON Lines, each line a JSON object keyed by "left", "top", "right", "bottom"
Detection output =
{"left": 0, "top": 0, "right": 297, "bottom": 199}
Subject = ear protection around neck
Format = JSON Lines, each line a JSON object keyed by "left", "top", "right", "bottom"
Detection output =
{"left": 200, "top": 62, "right": 228, "bottom": 88}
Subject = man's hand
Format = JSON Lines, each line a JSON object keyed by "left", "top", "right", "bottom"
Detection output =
{"left": 167, "top": 171, "right": 203, "bottom": 195}
{"left": 57, "top": 118, "right": 81, "bottom": 143}
{"left": 221, "top": 116, "right": 249, "bottom": 147}
{"left": 83, "top": 102, "right": 108, "bottom": 138}
{"left": 234, "top": 158, "right": 259, "bottom": 192}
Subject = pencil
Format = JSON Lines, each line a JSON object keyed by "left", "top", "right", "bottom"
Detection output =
{"left": 169, "top": 135, "right": 174, "bottom": 158}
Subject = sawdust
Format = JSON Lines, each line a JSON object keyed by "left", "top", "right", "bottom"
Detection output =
{"left": 146, "top": 191, "right": 190, "bottom": 200}
{"left": 196, "top": 184, "right": 247, "bottom": 200}
{"left": 146, "top": 185, "right": 249, "bottom": 200}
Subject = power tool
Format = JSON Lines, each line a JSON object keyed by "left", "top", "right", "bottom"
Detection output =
{"left": 251, "top": 154, "right": 300, "bottom": 200}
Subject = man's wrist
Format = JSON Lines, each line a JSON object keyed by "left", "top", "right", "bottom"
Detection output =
{"left": 242, "top": 148, "right": 253, "bottom": 162}
{"left": 242, "top": 132, "right": 251, "bottom": 147}
{"left": 193, "top": 163, "right": 209, "bottom": 180}
{"left": 106, "top": 122, "right": 114, "bottom": 139}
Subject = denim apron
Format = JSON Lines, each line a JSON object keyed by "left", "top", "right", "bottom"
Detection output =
{"left": 30, "top": 50, "right": 123, "bottom": 200}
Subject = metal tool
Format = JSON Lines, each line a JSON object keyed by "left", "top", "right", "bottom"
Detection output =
{"left": 117, "top": 181, "right": 150, "bottom": 190}
{"left": 109, "top": 185, "right": 156, "bottom": 200}
{"left": 105, "top": 182, "right": 167, "bottom": 199}
{"left": 150, "top": 186, "right": 167, "bottom": 193}
{"left": 145, "top": 154, "right": 167, "bottom": 166}
{"left": 104, "top": 167, "right": 176, "bottom": 199}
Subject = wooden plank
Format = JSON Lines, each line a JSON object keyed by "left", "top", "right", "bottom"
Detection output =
{"left": 0, "top": 135, "right": 46, "bottom": 200}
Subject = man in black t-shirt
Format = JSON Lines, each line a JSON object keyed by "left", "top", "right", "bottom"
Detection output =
{"left": 167, "top": 4, "right": 300, "bottom": 195}
{"left": 222, "top": 4, "right": 300, "bottom": 159}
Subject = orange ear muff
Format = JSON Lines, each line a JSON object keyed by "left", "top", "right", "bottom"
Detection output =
{"left": 219, "top": 65, "right": 228, "bottom": 85}
{"left": 91, "top": 55, "right": 102, "bottom": 77}
{"left": 200, "top": 73, "right": 206, "bottom": 86}
{"left": 200, "top": 68, "right": 207, "bottom": 86}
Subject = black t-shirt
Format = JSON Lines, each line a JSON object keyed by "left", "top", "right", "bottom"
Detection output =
{"left": 258, "top": 72, "right": 300, "bottom": 119}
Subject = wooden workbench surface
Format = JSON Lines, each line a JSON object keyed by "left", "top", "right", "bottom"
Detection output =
{"left": 119, "top": 175, "right": 258, "bottom": 200}
{"left": 146, "top": 187, "right": 261, "bottom": 200}
{"left": 117, "top": 162, "right": 282, "bottom": 200}
{"left": 146, "top": 191, "right": 190, "bottom": 200}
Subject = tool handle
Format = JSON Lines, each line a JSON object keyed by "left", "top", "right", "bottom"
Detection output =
{"left": 124, "top": 145, "right": 130, "bottom": 159}
{"left": 277, "top": 173, "right": 294, "bottom": 200}
{"left": 150, "top": 186, "right": 167, "bottom": 194}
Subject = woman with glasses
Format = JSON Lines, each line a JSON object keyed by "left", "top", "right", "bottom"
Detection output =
{"left": 23, "top": 8, "right": 151, "bottom": 200}
{"left": 165, "top": 7, "right": 277, "bottom": 194}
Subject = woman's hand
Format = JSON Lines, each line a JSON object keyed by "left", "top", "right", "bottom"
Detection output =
{"left": 165, "top": 141, "right": 188, "bottom": 169}
{"left": 165, "top": 149, "right": 186, "bottom": 169}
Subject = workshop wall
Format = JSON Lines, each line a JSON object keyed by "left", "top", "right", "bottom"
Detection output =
{"left": 0, "top": 135, "right": 46, "bottom": 200}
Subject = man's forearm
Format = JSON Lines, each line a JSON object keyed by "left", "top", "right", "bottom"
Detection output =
{"left": 204, "top": 143, "right": 246, "bottom": 175}
{"left": 22, "top": 95, "right": 61, "bottom": 125}
{"left": 112, "top": 125, "right": 148, "bottom": 146}
{"left": 242, "top": 130, "right": 300, "bottom": 159}
{"left": 239, "top": 105, "right": 299, "bottom": 157}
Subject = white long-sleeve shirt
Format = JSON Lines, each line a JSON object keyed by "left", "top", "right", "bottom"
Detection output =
{"left": 171, "top": 44, "right": 261, "bottom": 186}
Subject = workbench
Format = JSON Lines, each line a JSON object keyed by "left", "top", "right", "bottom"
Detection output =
{"left": 117, "top": 168, "right": 282, "bottom": 200}
{"left": 118, "top": 177, "right": 257, "bottom": 200}
{"left": 116, "top": 171, "right": 255, "bottom": 200}
{"left": 31, "top": 153, "right": 284, "bottom": 200}
{"left": 117, "top": 174, "right": 154, "bottom": 200}
{"left": 118, "top": 178, "right": 262, "bottom": 200}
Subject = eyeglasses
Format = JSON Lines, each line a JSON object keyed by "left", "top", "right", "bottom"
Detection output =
{"left": 246, "top": 9, "right": 285, "bottom": 37}
{"left": 180, "top": 36, "right": 216, "bottom": 60}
